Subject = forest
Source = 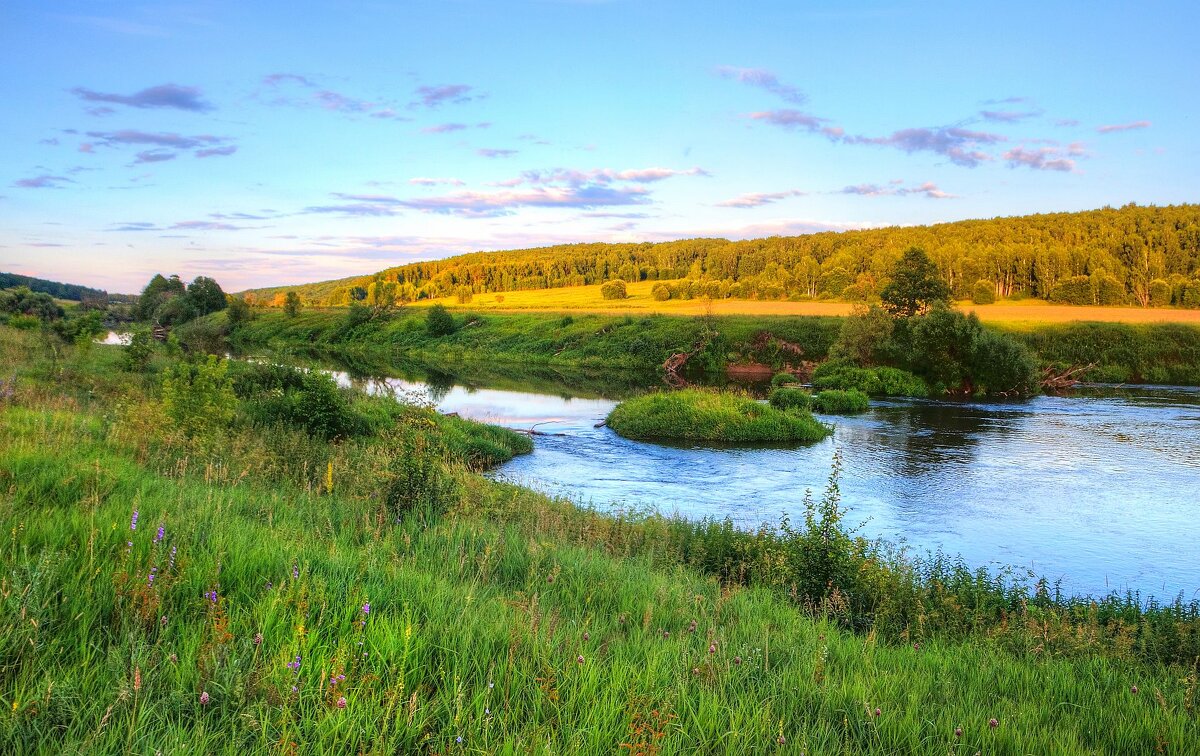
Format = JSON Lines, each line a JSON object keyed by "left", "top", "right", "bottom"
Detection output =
{"left": 243, "top": 204, "right": 1200, "bottom": 309}
{"left": 0, "top": 272, "right": 112, "bottom": 303}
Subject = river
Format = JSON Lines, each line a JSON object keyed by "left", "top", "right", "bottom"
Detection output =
{"left": 318, "top": 360, "right": 1200, "bottom": 602}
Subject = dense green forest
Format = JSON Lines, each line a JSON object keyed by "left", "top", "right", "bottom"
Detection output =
{"left": 243, "top": 204, "right": 1200, "bottom": 308}
{"left": 0, "top": 271, "right": 112, "bottom": 302}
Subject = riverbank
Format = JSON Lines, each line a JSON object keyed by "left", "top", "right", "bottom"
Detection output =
{"left": 212, "top": 308, "right": 1200, "bottom": 386}
{"left": 4, "top": 326, "right": 1200, "bottom": 751}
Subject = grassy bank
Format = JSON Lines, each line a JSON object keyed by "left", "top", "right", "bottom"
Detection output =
{"left": 216, "top": 308, "right": 1200, "bottom": 387}
{"left": 3, "top": 327, "right": 1199, "bottom": 752}
{"left": 606, "top": 389, "right": 830, "bottom": 444}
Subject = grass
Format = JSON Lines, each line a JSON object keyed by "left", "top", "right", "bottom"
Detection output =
{"left": 605, "top": 389, "right": 831, "bottom": 444}
{"left": 3, "top": 326, "right": 1199, "bottom": 753}
{"left": 412, "top": 283, "right": 1200, "bottom": 324}
{"left": 811, "top": 389, "right": 871, "bottom": 414}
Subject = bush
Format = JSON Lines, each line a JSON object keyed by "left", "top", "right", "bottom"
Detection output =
{"left": 811, "top": 389, "right": 870, "bottom": 414}
{"left": 971, "top": 280, "right": 997, "bottom": 305}
{"left": 828, "top": 305, "right": 893, "bottom": 365}
{"left": 7, "top": 314, "right": 41, "bottom": 331}
{"left": 606, "top": 389, "right": 829, "bottom": 444}
{"left": 1095, "top": 275, "right": 1126, "bottom": 306}
{"left": 768, "top": 387, "right": 812, "bottom": 411}
{"left": 811, "top": 362, "right": 927, "bottom": 397}
{"left": 770, "top": 371, "right": 800, "bottom": 388}
{"left": 161, "top": 356, "right": 237, "bottom": 437}
{"left": 121, "top": 329, "right": 155, "bottom": 371}
{"left": 1180, "top": 280, "right": 1200, "bottom": 308}
{"left": 1148, "top": 279, "right": 1172, "bottom": 307}
{"left": 600, "top": 280, "right": 628, "bottom": 300}
{"left": 426, "top": 304, "right": 456, "bottom": 336}
{"left": 242, "top": 368, "right": 363, "bottom": 441}
{"left": 1048, "top": 275, "right": 1093, "bottom": 305}
{"left": 970, "top": 329, "right": 1039, "bottom": 394}
{"left": 383, "top": 437, "right": 460, "bottom": 524}
{"left": 651, "top": 283, "right": 671, "bottom": 301}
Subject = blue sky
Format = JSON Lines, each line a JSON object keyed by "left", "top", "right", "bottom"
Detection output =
{"left": 1, "top": 1, "right": 1196, "bottom": 293}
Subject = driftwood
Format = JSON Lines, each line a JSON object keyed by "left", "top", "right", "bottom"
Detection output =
{"left": 593, "top": 420, "right": 606, "bottom": 428}
{"left": 663, "top": 331, "right": 718, "bottom": 386}
{"left": 1041, "top": 363, "right": 1095, "bottom": 391}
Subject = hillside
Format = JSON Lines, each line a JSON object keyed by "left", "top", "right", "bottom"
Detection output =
{"left": 242, "top": 203, "right": 1200, "bottom": 310}
{"left": 0, "top": 271, "right": 112, "bottom": 302}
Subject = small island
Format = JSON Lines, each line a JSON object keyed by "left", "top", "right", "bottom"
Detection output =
{"left": 606, "top": 388, "right": 831, "bottom": 444}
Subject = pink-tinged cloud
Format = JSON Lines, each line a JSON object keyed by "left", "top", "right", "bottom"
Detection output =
{"left": 716, "top": 189, "right": 807, "bottom": 208}
{"left": 840, "top": 181, "right": 954, "bottom": 199}
{"left": 263, "top": 73, "right": 315, "bottom": 87}
{"left": 748, "top": 109, "right": 828, "bottom": 132}
{"left": 132, "top": 149, "right": 177, "bottom": 164}
{"left": 1055, "top": 118, "right": 1081, "bottom": 127}
{"left": 413, "top": 84, "right": 481, "bottom": 108}
{"left": 71, "top": 83, "right": 214, "bottom": 112}
{"left": 520, "top": 166, "right": 709, "bottom": 186}
{"left": 170, "top": 221, "right": 244, "bottom": 231}
{"left": 195, "top": 145, "right": 238, "bottom": 158}
{"left": 980, "top": 109, "right": 1043, "bottom": 123}
{"left": 409, "top": 177, "right": 466, "bottom": 186}
{"left": 85, "top": 130, "right": 228, "bottom": 149}
{"left": 844, "top": 127, "right": 1004, "bottom": 167}
{"left": 1096, "top": 120, "right": 1151, "bottom": 134}
{"left": 714, "top": 66, "right": 807, "bottom": 104}
{"left": 13, "top": 174, "right": 72, "bottom": 189}
{"left": 478, "top": 148, "right": 517, "bottom": 158}
{"left": 305, "top": 183, "right": 654, "bottom": 219}
{"left": 422, "top": 123, "right": 469, "bottom": 134}
{"left": 1002, "top": 146, "right": 1077, "bottom": 172}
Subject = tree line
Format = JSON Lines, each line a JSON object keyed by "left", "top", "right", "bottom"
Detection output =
{"left": 242, "top": 203, "right": 1200, "bottom": 309}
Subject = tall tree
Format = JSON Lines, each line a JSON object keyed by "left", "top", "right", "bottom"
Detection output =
{"left": 881, "top": 248, "right": 952, "bottom": 318}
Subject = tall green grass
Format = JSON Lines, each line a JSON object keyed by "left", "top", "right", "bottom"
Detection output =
{"left": 606, "top": 389, "right": 831, "bottom": 444}
{"left": 1, "top": 327, "right": 1198, "bottom": 753}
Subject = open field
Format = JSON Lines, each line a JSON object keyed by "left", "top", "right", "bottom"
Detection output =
{"left": 409, "top": 280, "right": 1200, "bottom": 325}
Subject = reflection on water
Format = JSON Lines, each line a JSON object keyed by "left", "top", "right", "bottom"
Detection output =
{"left": 323, "top": 357, "right": 1200, "bottom": 600}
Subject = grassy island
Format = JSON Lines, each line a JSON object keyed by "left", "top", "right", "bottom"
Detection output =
{"left": 606, "top": 389, "right": 831, "bottom": 444}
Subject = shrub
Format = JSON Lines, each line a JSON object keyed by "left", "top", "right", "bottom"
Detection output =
{"left": 828, "top": 305, "right": 893, "bottom": 365}
{"left": 651, "top": 283, "right": 671, "bottom": 301}
{"left": 284, "top": 291, "right": 302, "bottom": 317}
{"left": 240, "top": 367, "right": 363, "bottom": 441}
{"left": 1095, "top": 275, "right": 1126, "bottom": 306}
{"left": 1048, "top": 275, "right": 1093, "bottom": 305}
{"left": 811, "top": 362, "right": 926, "bottom": 397}
{"left": 768, "top": 387, "right": 812, "bottom": 412}
{"left": 383, "top": 437, "right": 460, "bottom": 524}
{"left": 600, "top": 280, "right": 628, "bottom": 300}
{"left": 455, "top": 286, "right": 473, "bottom": 304}
{"left": 770, "top": 371, "right": 800, "bottom": 388}
{"left": 426, "top": 304, "right": 456, "bottom": 336}
{"left": 161, "top": 356, "right": 237, "bottom": 436}
{"left": 970, "top": 329, "right": 1039, "bottom": 394}
{"left": 971, "top": 280, "right": 997, "bottom": 305}
{"left": 811, "top": 389, "right": 870, "bottom": 414}
{"left": 7, "top": 314, "right": 41, "bottom": 331}
{"left": 1148, "top": 279, "right": 1172, "bottom": 307}
{"left": 606, "top": 389, "right": 829, "bottom": 444}
{"left": 121, "top": 329, "right": 155, "bottom": 371}
{"left": 1179, "top": 280, "right": 1200, "bottom": 308}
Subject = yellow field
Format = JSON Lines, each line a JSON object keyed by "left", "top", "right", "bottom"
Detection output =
{"left": 415, "top": 280, "right": 1200, "bottom": 325}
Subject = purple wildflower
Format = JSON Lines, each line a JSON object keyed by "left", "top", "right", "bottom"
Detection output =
{"left": 154, "top": 524, "right": 164, "bottom": 544}
{"left": 293, "top": 562, "right": 299, "bottom": 579}
{"left": 954, "top": 727, "right": 962, "bottom": 738}
{"left": 874, "top": 707, "right": 881, "bottom": 718}
{"left": 733, "top": 656, "right": 742, "bottom": 665}
{"left": 130, "top": 509, "right": 139, "bottom": 531}
{"left": 147, "top": 567, "right": 157, "bottom": 587}
{"left": 456, "top": 736, "right": 463, "bottom": 744}
{"left": 199, "top": 691, "right": 209, "bottom": 705}
{"left": 362, "top": 602, "right": 370, "bottom": 615}
{"left": 988, "top": 718, "right": 999, "bottom": 729}
{"left": 168, "top": 545, "right": 177, "bottom": 571}
{"left": 708, "top": 643, "right": 717, "bottom": 655}
{"left": 254, "top": 632, "right": 263, "bottom": 646}
{"left": 1131, "top": 685, "right": 1139, "bottom": 694}
{"left": 577, "top": 655, "right": 584, "bottom": 664}
{"left": 336, "top": 696, "right": 346, "bottom": 709}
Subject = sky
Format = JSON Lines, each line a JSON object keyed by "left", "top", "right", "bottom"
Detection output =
{"left": 1, "top": 1, "right": 1197, "bottom": 294}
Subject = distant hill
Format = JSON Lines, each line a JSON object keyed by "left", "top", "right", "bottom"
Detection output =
{"left": 242, "top": 203, "right": 1200, "bottom": 308}
{"left": 0, "top": 272, "right": 111, "bottom": 302}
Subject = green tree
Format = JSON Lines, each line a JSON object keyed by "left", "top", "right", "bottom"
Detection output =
{"left": 881, "top": 248, "right": 951, "bottom": 317}
{"left": 134, "top": 274, "right": 186, "bottom": 321}
{"left": 426, "top": 304, "right": 456, "bottom": 336}
{"left": 186, "top": 276, "right": 227, "bottom": 316}
{"left": 284, "top": 291, "right": 302, "bottom": 317}
{"left": 600, "top": 280, "right": 627, "bottom": 300}
{"left": 226, "top": 295, "right": 252, "bottom": 326}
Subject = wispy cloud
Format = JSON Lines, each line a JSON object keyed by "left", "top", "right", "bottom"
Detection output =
{"left": 979, "top": 108, "right": 1043, "bottom": 123}
{"left": 409, "top": 177, "right": 466, "bottom": 186}
{"left": 132, "top": 149, "right": 177, "bottom": 164}
{"left": 1002, "top": 146, "right": 1078, "bottom": 172}
{"left": 716, "top": 189, "right": 807, "bottom": 208}
{"left": 843, "top": 127, "right": 1005, "bottom": 167}
{"left": 412, "top": 84, "right": 483, "bottom": 108}
{"left": 747, "top": 109, "right": 830, "bottom": 133}
{"left": 13, "top": 174, "right": 73, "bottom": 189}
{"left": 840, "top": 181, "right": 954, "bottom": 199}
{"left": 263, "top": 73, "right": 315, "bottom": 87}
{"left": 261, "top": 74, "right": 409, "bottom": 120}
{"left": 85, "top": 130, "right": 229, "bottom": 149}
{"left": 1096, "top": 120, "right": 1151, "bottom": 134}
{"left": 477, "top": 148, "right": 518, "bottom": 158}
{"left": 519, "top": 166, "right": 709, "bottom": 186}
{"left": 715, "top": 66, "right": 807, "bottom": 104}
{"left": 195, "top": 145, "right": 238, "bottom": 158}
{"left": 71, "top": 83, "right": 214, "bottom": 112}
{"left": 1054, "top": 118, "right": 1081, "bottom": 127}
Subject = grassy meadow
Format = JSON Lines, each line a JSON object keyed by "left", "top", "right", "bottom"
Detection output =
{"left": 2, "top": 326, "right": 1199, "bottom": 753}
{"left": 605, "top": 389, "right": 831, "bottom": 444}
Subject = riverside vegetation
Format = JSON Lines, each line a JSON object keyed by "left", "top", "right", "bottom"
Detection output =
{"left": 2, "top": 325, "right": 1200, "bottom": 752}
{"left": 605, "top": 389, "right": 831, "bottom": 444}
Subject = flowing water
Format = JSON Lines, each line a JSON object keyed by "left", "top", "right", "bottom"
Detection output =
{"left": 325, "top": 360, "right": 1200, "bottom": 600}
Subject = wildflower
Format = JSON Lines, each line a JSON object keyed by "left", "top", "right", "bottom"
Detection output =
{"left": 874, "top": 707, "right": 881, "bottom": 717}
{"left": 913, "top": 642, "right": 920, "bottom": 651}
{"left": 293, "top": 562, "right": 299, "bottom": 579}
{"left": 292, "top": 685, "right": 297, "bottom": 693}
{"left": 708, "top": 643, "right": 717, "bottom": 655}
{"left": 336, "top": 696, "right": 346, "bottom": 709}
{"left": 199, "top": 691, "right": 209, "bottom": 705}
{"left": 777, "top": 735, "right": 786, "bottom": 745}
{"left": 546, "top": 575, "right": 554, "bottom": 584}
{"left": 954, "top": 727, "right": 962, "bottom": 738}
{"left": 583, "top": 632, "right": 590, "bottom": 641}
{"left": 488, "top": 682, "right": 494, "bottom": 689}
{"left": 287, "top": 655, "right": 302, "bottom": 671}
{"left": 1131, "top": 685, "right": 1138, "bottom": 694}
{"left": 576, "top": 655, "right": 584, "bottom": 664}
{"left": 253, "top": 633, "right": 263, "bottom": 646}
{"left": 147, "top": 567, "right": 157, "bottom": 587}
{"left": 692, "top": 667, "right": 699, "bottom": 676}
{"left": 265, "top": 580, "right": 273, "bottom": 590}
{"left": 169, "top": 653, "right": 177, "bottom": 663}
{"left": 168, "top": 545, "right": 177, "bottom": 571}
{"left": 662, "top": 630, "right": 669, "bottom": 639}
{"left": 130, "top": 509, "right": 139, "bottom": 531}
{"left": 154, "top": 525, "right": 164, "bottom": 544}
{"left": 988, "top": 718, "right": 999, "bottom": 729}
{"left": 485, "top": 707, "right": 490, "bottom": 715}
{"left": 206, "top": 589, "right": 218, "bottom": 604}
{"left": 362, "top": 601, "right": 370, "bottom": 615}
{"left": 456, "top": 736, "right": 463, "bottom": 744}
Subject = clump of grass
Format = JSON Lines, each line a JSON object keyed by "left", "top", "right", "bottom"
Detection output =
{"left": 606, "top": 388, "right": 830, "bottom": 444}
{"left": 768, "top": 386, "right": 812, "bottom": 411}
{"left": 811, "top": 388, "right": 871, "bottom": 414}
